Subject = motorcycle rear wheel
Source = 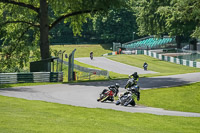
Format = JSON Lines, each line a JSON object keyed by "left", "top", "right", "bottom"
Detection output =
{"left": 130, "top": 100, "right": 136, "bottom": 106}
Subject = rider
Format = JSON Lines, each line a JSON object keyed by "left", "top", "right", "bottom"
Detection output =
{"left": 97, "top": 83, "right": 120, "bottom": 102}
{"left": 129, "top": 72, "right": 139, "bottom": 82}
{"left": 143, "top": 62, "right": 148, "bottom": 71}
{"left": 108, "top": 83, "right": 120, "bottom": 97}
{"left": 124, "top": 72, "right": 140, "bottom": 101}
{"left": 90, "top": 51, "right": 93, "bottom": 60}
{"left": 125, "top": 72, "right": 139, "bottom": 89}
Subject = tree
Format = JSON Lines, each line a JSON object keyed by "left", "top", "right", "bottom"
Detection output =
{"left": 93, "top": 8, "right": 138, "bottom": 43}
{"left": 49, "top": 8, "right": 138, "bottom": 45}
{"left": 0, "top": 0, "right": 129, "bottom": 71}
{"left": 133, "top": 0, "right": 200, "bottom": 49}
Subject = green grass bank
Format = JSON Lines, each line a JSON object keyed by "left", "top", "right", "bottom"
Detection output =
{"left": 107, "top": 54, "right": 200, "bottom": 77}
{"left": 138, "top": 82, "right": 200, "bottom": 113}
{"left": 0, "top": 95, "right": 199, "bottom": 133}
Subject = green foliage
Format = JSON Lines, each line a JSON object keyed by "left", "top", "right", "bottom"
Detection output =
{"left": 132, "top": 0, "right": 200, "bottom": 49}
{"left": 135, "top": 0, "right": 200, "bottom": 37}
{"left": 93, "top": 8, "right": 138, "bottom": 43}
{"left": 0, "top": 0, "right": 130, "bottom": 72}
{"left": 49, "top": 8, "right": 138, "bottom": 44}
{"left": 133, "top": 0, "right": 200, "bottom": 38}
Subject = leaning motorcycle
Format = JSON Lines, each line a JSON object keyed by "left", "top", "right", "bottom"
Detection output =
{"left": 124, "top": 77, "right": 137, "bottom": 89}
{"left": 116, "top": 85, "right": 140, "bottom": 106}
{"left": 97, "top": 86, "right": 118, "bottom": 102}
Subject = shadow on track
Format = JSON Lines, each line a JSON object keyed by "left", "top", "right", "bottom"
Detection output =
{"left": 65, "top": 77, "right": 192, "bottom": 90}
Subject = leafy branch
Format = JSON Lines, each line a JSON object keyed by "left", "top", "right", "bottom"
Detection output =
{"left": 49, "top": 9, "right": 100, "bottom": 30}
{"left": 0, "top": 0, "right": 39, "bottom": 13}
{"left": 0, "top": 20, "right": 40, "bottom": 28}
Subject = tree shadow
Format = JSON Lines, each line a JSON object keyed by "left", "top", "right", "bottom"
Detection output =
{"left": 0, "top": 86, "right": 36, "bottom": 93}
{"left": 100, "top": 44, "right": 113, "bottom": 50}
{"left": 65, "top": 77, "right": 192, "bottom": 90}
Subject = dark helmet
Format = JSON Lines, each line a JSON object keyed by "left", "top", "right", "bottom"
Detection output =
{"left": 115, "top": 83, "right": 120, "bottom": 88}
{"left": 134, "top": 72, "right": 137, "bottom": 75}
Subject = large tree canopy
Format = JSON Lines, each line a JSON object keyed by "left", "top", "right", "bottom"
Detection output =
{"left": 0, "top": 0, "right": 129, "bottom": 72}
{"left": 133, "top": 0, "right": 200, "bottom": 48}
{"left": 93, "top": 8, "right": 138, "bottom": 43}
{"left": 49, "top": 8, "right": 138, "bottom": 44}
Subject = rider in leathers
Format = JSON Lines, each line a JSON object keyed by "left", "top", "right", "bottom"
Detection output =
{"left": 124, "top": 72, "right": 140, "bottom": 101}
{"left": 101, "top": 83, "right": 119, "bottom": 101}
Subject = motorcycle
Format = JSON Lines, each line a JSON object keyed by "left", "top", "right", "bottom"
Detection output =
{"left": 144, "top": 64, "right": 148, "bottom": 70}
{"left": 124, "top": 77, "right": 137, "bottom": 89}
{"left": 143, "top": 63, "right": 148, "bottom": 71}
{"left": 116, "top": 85, "right": 140, "bottom": 106}
{"left": 97, "top": 85, "right": 119, "bottom": 102}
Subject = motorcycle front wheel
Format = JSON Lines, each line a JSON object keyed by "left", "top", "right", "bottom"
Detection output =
{"left": 101, "top": 95, "right": 109, "bottom": 102}
{"left": 115, "top": 100, "right": 120, "bottom": 105}
{"left": 97, "top": 98, "right": 101, "bottom": 102}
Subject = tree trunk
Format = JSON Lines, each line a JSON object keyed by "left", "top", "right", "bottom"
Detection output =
{"left": 189, "top": 38, "right": 197, "bottom": 50}
{"left": 40, "top": 0, "right": 49, "bottom": 59}
{"left": 175, "top": 36, "right": 182, "bottom": 49}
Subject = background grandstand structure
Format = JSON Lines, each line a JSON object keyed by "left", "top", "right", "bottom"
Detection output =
{"left": 122, "top": 36, "right": 175, "bottom": 50}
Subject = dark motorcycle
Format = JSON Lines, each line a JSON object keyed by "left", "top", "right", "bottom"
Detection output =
{"left": 116, "top": 85, "right": 140, "bottom": 106}
{"left": 144, "top": 64, "right": 148, "bottom": 71}
{"left": 124, "top": 77, "right": 138, "bottom": 89}
{"left": 97, "top": 84, "right": 119, "bottom": 102}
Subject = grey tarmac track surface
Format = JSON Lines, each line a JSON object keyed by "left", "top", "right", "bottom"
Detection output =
{"left": 1, "top": 72, "right": 200, "bottom": 117}
{"left": 1, "top": 57, "right": 200, "bottom": 117}
{"left": 75, "top": 57, "right": 157, "bottom": 75}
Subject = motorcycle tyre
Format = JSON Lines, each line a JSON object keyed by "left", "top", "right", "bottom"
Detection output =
{"left": 115, "top": 100, "right": 120, "bottom": 105}
{"left": 97, "top": 98, "right": 101, "bottom": 102}
{"left": 130, "top": 100, "right": 136, "bottom": 106}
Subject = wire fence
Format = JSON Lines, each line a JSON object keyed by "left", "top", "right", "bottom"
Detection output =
{"left": 62, "top": 60, "right": 109, "bottom": 81}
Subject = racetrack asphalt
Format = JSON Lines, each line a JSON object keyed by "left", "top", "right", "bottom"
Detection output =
{"left": 75, "top": 57, "right": 157, "bottom": 75}
{"left": 1, "top": 57, "right": 200, "bottom": 117}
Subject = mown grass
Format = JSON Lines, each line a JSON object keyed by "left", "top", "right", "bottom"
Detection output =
{"left": 1, "top": 81, "right": 199, "bottom": 113}
{"left": 138, "top": 82, "right": 200, "bottom": 113}
{"left": 0, "top": 95, "right": 199, "bottom": 133}
{"left": 50, "top": 44, "right": 112, "bottom": 58}
{"left": 51, "top": 44, "right": 128, "bottom": 81}
{"left": 107, "top": 54, "right": 200, "bottom": 77}
{"left": 1, "top": 45, "right": 200, "bottom": 132}
{"left": 51, "top": 45, "right": 200, "bottom": 79}
{"left": 51, "top": 44, "right": 124, "bottom": 81}
{"left": 0, "top": 82, "right": 60, "bottom": 89}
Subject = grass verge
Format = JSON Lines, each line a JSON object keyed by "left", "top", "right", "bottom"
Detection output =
{"left": 0, "top": 95, "right": 199, "bottom": 133}
{"left": 0, "top": 82, "right": 61, "bottom": 89}
{"left": 138, "top": 82, "right": 200, "bottom": 113}
{"left": 107, "top": 54, "right": 200, "bottom": 77}
{"left": 51, "top": 44, "right": 127, "bottom": 81}
{"left": 51, "top": 44, "right": 112, "bottom": 58}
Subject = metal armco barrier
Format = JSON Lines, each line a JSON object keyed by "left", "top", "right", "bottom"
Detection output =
{"left": 0, "top": 72, "right": 63, "bottom": 84}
